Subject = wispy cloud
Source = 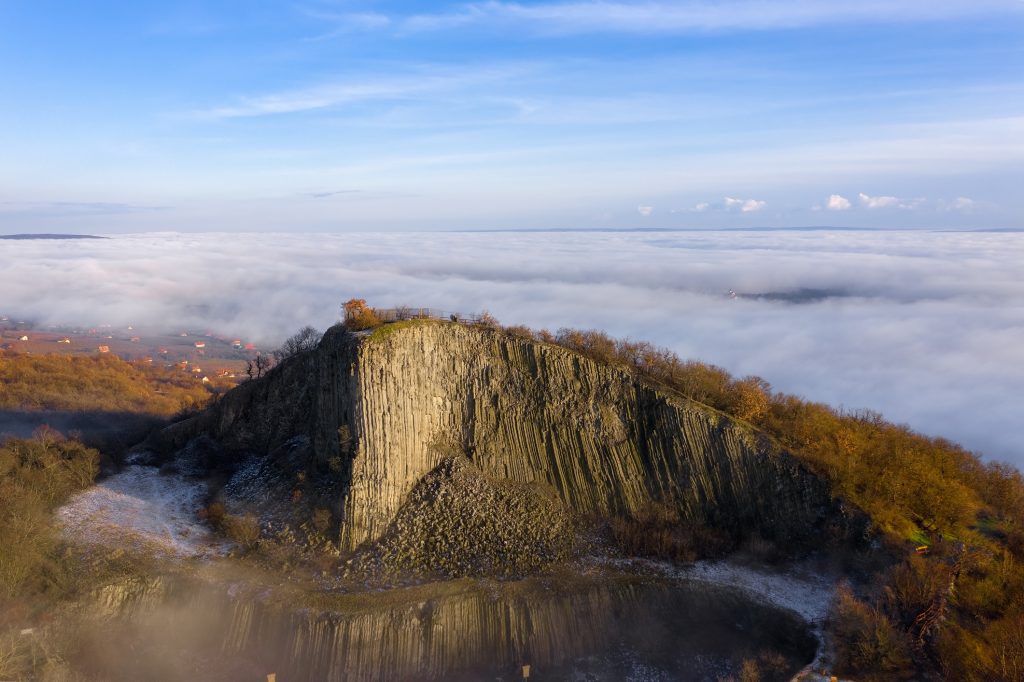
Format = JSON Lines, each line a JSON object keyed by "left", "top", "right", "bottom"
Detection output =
{"left": 306, "top": 190, "right": 361, "bottom": 199}
{"left": 858, "top": 192, "right": 924, "bottom": 210}
{"left": 191, "top": 64, "right": 529, "bottom": 119}
{"left": 682, "top": 197, "right": 766, "bottom": 213}
{"left": 352, "top": 1, "right": 1024, "bottom": 36}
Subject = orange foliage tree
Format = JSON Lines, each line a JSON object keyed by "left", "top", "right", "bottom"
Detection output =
{"left": 342, "top": 298, "right": 381, "bottom": 331}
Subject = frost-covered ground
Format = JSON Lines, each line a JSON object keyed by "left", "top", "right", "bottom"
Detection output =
{"left": 594, "top": 556, "right": 836, "bottom": 626}
{"left": 677, "top": 560, "right": 835, "bottom": 625}
{"left": 57, "top": 465, "right": 228, "bottom": 557}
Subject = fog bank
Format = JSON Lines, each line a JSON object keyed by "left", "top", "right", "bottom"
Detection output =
{"left": 1, "top": 229, "right": 1021, "bottom": 463}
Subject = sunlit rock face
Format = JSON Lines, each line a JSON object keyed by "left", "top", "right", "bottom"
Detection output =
{"left": 151, "top": 321, "right": 858, "bottom": 553}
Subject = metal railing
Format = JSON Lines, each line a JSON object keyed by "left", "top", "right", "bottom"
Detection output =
{"left": 371, "top": 307, "right": 486, "bottom": 325}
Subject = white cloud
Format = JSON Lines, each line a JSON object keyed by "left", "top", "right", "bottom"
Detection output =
{"left": 637, "top": 205, "right": 654, "bottom": 217}
{"left": 858, "top": 192, "right": 900, "bottom": 209}
{"left": 952, "top": 197, "right": 977, "bottom": 211}
{"left": 827, "top": 195, "right": 851, "bottom": 211}
{"left": 3, "top": 230, "right": 1023, "bottom": 464}
{"left": 695, "top": 202, "right": 710, "bottom": 212}
{"left": 858, "top": 193, "right": 927, "bottom": 210}
{"left": 721, "top": 197, "right": 766, "bottom": 212}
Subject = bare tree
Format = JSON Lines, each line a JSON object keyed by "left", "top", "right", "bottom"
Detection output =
{"left": 273, "top": 325, "right": 322, "bottom": 363}
{"left": 245, "top": 353, "right": 274, "bottom": 380}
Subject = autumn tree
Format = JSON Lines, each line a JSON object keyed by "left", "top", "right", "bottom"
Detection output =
{"left": 342, "top": 298, "right": 381, "bottom": 331}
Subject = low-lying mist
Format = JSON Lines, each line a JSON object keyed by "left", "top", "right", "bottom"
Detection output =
{"left": 2, "top": 229, "right": 1021, "bottom": 463}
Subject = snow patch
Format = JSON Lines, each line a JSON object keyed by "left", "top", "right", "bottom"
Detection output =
{"left": 57, "top": 465, "right": 228, "bottom": 557}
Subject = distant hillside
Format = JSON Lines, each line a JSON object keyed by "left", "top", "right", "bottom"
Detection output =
{"left": 0, "top": 353, "right": 210, "bottom": 415}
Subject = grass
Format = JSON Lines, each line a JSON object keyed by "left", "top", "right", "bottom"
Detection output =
{"left": 365, "top": 318, "right": 442, "bottom": 343}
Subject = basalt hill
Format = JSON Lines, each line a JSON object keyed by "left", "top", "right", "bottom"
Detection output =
{"left": 146, "top": 318, "right": 864, "bottom": 570}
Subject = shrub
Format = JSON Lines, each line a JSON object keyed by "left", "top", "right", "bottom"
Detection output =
{"left": 476, "top": 310, "right": 499, "bottom": 328}
{"left": 222, "top": 513, "right": 261, "bottom": 550}
{"left": 505, "top": 325, "right": 535, "bottom": 340}
{"left": 830, "top": 583, "right": 913, "bottom": 678}
{"left": 609, "top": 502, "right": 733, "bottom": 562}
{"left": 739, "top": 658, "right": 761, "bottom": 682}
{"left": 0, "top": 433, "right": 99, "bottom": 596}
{"left": 198, "top": 501, "right": 226, "bottom": 529}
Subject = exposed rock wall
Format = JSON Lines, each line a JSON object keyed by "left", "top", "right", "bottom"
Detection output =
{"left": 155, "top": 321, "right": 851, "bottom": 552}
{"left": 333, "top": 323, "right": 842, "bottom": 550}
{"left": 91, "top": 570, "right": 816, "bottom": 681}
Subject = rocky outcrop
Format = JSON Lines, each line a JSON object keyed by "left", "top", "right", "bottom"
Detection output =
{"left": 89, "top": 568, "right": 817, "bottom": 681}
{"left": 154, "top": 321, "right": 858, "bottom": 552}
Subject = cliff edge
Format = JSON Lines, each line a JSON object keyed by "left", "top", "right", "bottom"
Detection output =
{"left": 148, "top": 320, "right": 860, "bottom": 555}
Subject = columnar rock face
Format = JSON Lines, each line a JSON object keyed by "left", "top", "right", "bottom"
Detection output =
{"left": 158, "top": 321, "right": 849, "bottom": 552}
{"left": 93, "top": 570, "right": 817, "bottom": 681}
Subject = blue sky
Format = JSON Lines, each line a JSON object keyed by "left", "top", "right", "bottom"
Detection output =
{"left": 1, "top": 1, "right": 1023, "bottom": 232}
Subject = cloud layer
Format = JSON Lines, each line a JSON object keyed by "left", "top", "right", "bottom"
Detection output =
{"left": 1, "top": 230, "right": 1022, "bottom": 464}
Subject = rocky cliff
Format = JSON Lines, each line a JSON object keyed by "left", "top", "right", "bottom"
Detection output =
{"left": 88, "top": 567, "right": 817, "bottom": 681}
{"left": 151, "top": 320, "right": 856, "bottom": 553}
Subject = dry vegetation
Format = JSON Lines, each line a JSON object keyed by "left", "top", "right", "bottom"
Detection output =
{"left": 0, "top": 352, "right": 211, "bottom": 416}
{"left": 0, "top": 431, "right": 100, "bottom": 599}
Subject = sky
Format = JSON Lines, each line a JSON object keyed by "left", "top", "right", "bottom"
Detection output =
{"left": 2, "top": 230, "right": 1022, "bottom": 465}
{"left": 0, "top": 1, "right": 1023, "bottom": 231}
{"left": 1, "top": 4, "right": 1022, "bottom": 463}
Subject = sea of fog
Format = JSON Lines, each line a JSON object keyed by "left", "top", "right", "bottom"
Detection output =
{"left": 1, "top": 229, "right": 1021, "bottom": 464}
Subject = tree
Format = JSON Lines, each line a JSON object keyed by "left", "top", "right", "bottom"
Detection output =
{"left": 274, "top": 325, "right": 322, "bottom": 362}
{"left": 342, "top": 298, "right": 381, "bottom": 331}
{"left": 245, "top": 353, "right": 273, "bottom": 380}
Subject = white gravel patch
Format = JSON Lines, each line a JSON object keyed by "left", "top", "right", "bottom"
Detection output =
{"left": 57, "top": 465, "right": 228, "bottom": 557}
